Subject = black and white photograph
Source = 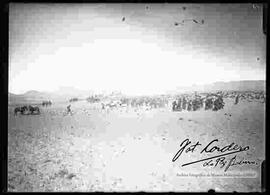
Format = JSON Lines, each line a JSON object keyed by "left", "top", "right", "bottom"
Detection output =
{"left": 8, "top": 3, "right": 266, "bottom": 192}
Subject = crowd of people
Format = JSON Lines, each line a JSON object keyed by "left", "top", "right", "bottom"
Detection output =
{"left": 172, "top": 94, "right": 225, "bottom": 112}
{"left": 14, "top": 90, "right": 265, "bottom": 116}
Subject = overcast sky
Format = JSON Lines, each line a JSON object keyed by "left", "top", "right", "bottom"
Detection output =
{"left": 9, "top": 3, "right": 266, "bottom": 95}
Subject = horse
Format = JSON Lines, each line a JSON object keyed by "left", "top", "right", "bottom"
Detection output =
{"left": 106, "top": 101, "right": 119, "bottom": 109}
{"left": 14, "top": 106, "right": 28, "bottom": 115}
{"left": 28, "top": 105, "right": 40, "bottom": 115}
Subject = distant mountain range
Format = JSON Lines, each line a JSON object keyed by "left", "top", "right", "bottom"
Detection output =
{"left": 8, "top": 87, "right": 93, "bottom": 105}
{"left": 175, "top": 80, "right": 266, "bottom": 93}
{"left": 9, "top": 80, "right": 266, "bottom": 104}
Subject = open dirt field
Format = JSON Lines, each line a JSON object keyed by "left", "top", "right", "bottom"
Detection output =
{"left": 8, "top": 98, "right": 265, "bottom": 192}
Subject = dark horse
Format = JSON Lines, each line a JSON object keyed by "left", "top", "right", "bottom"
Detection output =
{"left": 28, "top": 105, "right": 40, "bottom": 115}
{"left": 14, "top": 106, "right": 28, "bottom": 115}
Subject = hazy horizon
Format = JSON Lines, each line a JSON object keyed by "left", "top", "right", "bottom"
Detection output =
{"left": 9, "top": 3, "right": 266, "bottom": 96}
{"left": 9, "top": 79, "right": 266, "bottom": 96}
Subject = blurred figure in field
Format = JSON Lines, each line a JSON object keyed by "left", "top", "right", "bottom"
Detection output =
{"left": 67, "top": 104, "right": 72, "bottom": 115}
{"left": 182, "top": 97, "right": 187, "bottom": 110}
{"left": 187, "top": 100, "right": 192, "bottom": 111}
{"left": 205, "top": 97, "right": 213, "bottom": 110}
{"left": 176, "top": 98, "right": 182, "bottom": 111}
{"left": 235, "top": 94, "right": 239, "bottom": 105}
{"left": 172, "top": 100, "right": 177, "bottom": 111}
{"left": 213, "top": 96, "right": 225, "bottom": 111}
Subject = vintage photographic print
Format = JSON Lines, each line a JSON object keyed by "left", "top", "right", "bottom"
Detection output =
{"left": 8, "top": 3, "right": 266, "bottom": 192}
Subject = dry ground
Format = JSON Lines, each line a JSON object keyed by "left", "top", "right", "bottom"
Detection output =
{"left": 8, "top": 98, "right": 265, "bottom": 192}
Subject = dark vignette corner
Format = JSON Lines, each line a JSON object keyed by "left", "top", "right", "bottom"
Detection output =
{"left": 264, "top": 2, "right": 269, "bottom": 194}
{"left": 0, "top": 0, "right": 8, "bottom": 193}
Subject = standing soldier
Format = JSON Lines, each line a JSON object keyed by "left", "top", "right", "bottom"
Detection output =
{"left": 182, "top": 97, "right": 187, "bottom": 110}
{"left": 205, "top": 97, "right": 213, "bottom": 110}
{"left": 199, "top": 97, "right": 204, "bottom": 109}
{"left": 172, "top": 100, "right": 177, "bottom": 111}
{"left": 263, "top": 94, "right": 266, "bottom": 103}
{"left": 101, "top": 103, "right": 105, "bottom": 110}
{"left": 213, "top": 96, "right": 224, "bottom": 111}
{"left": 177, "top": 98, "right": 182, "bottom": 111}
{"left": 187, "top": 100, "right": 192, "bottom": 111}
{"left": 192, "top": 98, "right": 200, "bottom": 111}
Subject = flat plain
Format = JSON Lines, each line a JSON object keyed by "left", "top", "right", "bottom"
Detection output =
{"left": 8, "top": 97, "right": 265, "bottom": 192}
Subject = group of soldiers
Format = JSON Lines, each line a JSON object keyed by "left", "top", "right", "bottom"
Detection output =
{"left": 120, "top": 97, "right": 169, "bottom": 109}
{"left": 86, "top": 95, "right": 101, "bottom": 103}
{"left": 69, "top": 98, "right": 79, "bottom": 103}
{"left": 221, "top": 91, "right": 265, "bottom": 103}
{"left": 96, "top": 96, "right": 170, "bottom": 112}
{"left": 207, "top": 95, "right": 225, "bottom": 111}
{"left": 171, "top": 90, "right": 265, "bottom": 112}
{"left": 42, "top": 100, "right": 52, "bottom": 107}
{"left": 172, "top": 94, "right": 225, "bottom": 112}
{"left": 130, "top": 97, "right": 168, "bottom": 108}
